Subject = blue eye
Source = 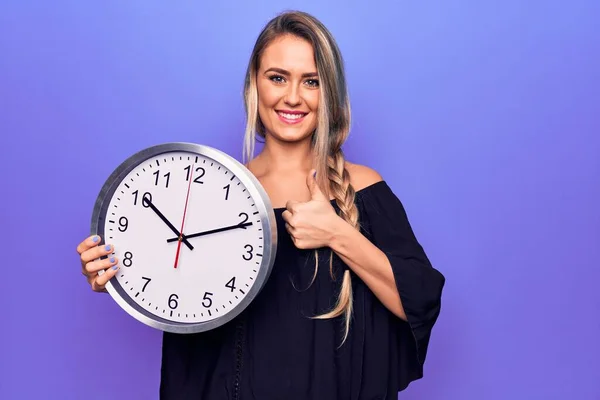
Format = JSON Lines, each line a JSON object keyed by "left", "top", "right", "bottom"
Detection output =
{"left": 269, "top": 75, "right": 285, "bottom": 83}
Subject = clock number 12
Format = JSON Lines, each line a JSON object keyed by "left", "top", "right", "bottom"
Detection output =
{"left": 184, "top": 165, "right": 205, "bottom": 184}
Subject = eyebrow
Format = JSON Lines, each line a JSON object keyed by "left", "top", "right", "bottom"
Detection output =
{"left": 264, "top": 67, "right": 318, "bottom": 78}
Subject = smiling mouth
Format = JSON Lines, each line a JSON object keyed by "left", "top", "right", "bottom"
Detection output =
{"left": 276, "top": 110, "right": 308, "bottom": 124}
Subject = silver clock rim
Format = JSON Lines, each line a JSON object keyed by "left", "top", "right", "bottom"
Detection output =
{"left": 90, "top": 142, "right": 278, "bottom": 334}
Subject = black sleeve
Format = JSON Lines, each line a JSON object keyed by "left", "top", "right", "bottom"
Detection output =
{"left": 360, "top": 181, "right": 445, "bottom": 365}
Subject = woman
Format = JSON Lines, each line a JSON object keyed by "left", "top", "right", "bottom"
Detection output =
{"left": 77, "top": 10, "right": 445, "bottom": 400}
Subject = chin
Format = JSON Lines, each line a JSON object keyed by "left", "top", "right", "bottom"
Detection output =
{"left": 270, "top": 128, "right": 313, "bottom": 143}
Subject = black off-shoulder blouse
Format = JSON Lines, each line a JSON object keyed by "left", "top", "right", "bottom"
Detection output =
{"left": 159, "top": 181, "right": 445, "bottom": 400}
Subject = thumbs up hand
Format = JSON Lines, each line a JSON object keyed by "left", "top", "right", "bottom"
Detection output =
{"left": 306, "top": 168, "right": 330, "bottom": 202}
{"left": 281, "top": 169, "right": 342, "bottom": 250}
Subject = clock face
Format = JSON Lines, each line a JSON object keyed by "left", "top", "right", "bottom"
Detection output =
{"left": 92, "top": 143, "right": 277, "bottom": 333}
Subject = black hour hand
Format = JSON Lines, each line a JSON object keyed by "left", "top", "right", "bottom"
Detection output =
{"left": 143, "top": 198, "right": 194, "bottom": 250}
{"left": 166, "top": 222, "right": 253, "bottom": 243}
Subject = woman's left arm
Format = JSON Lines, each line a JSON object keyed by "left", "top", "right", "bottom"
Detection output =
{"left": 283, "top": 166, "right": 443, "bottom": 328}
{"left": 327, "top": 218, "right": 408, "bottom": 320}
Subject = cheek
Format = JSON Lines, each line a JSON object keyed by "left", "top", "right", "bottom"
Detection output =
{"left": 307, "top": 91, "right": 320, "bottom": 112}
{"left": 257, "top": 81, "right": 279, "bottom": 109}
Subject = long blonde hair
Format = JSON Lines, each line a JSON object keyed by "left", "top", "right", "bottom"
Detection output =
{"left": 243, "top": 11, "right": 358, "bottom": 344}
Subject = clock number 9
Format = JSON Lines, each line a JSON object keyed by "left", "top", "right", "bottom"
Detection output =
{"left": 168, "top": 294, "right": 178, "bottom": 310}
{"left": 118, "top": 217, "right": 128, "bottom": 232}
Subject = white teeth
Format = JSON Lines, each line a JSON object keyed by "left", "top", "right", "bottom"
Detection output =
{"left": 278, "top": 112, "right": 305, "bottom": 120}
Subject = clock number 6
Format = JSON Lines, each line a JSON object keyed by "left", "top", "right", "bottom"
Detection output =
{"left": 168, "top": 294, "right": 178, "bottom": 310}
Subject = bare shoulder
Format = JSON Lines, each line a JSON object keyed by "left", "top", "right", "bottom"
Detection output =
{"left": 345, "top": 161, "right": 384, "bottom": 191}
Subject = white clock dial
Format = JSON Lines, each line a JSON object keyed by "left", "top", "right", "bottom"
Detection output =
{"left": 92, "top": 143, "right": 277, "bottom": 333}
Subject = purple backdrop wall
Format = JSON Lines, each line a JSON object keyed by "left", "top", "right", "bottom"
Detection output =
{"left": 1, "top": 1, "right": 598, "bottom": 399}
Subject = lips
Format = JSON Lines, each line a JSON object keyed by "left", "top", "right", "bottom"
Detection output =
{"left": 276, "top": 110, "right": 308, "bottom": 124}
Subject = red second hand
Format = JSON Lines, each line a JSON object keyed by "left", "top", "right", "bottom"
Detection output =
{"left": 174, "top": 163, "right": 195, "bottom": 269}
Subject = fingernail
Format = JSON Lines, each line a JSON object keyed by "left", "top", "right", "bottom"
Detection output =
{"left": 313, "top": 170, "right": 317, "bottom": 178}
{"left": 112, "top": 265, "right": 119, "bottom": 270}
{"left": 110, "top": 257, "right": 115, "bottom": 263}
{"left": 92, "top": 236, "right": 99, "bottom": 243}
{"left": 105, "top": 244, "right": 112, "bottom": 252}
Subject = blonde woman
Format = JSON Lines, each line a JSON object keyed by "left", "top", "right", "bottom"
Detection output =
{"left": 77, "top": 10, "right": 445, "bottom": 400}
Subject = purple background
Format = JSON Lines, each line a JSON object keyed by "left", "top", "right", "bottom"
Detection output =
{"left": 1, "top": 1, "right": 599, "bottom": 399}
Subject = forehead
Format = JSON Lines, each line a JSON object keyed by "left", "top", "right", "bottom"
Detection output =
{"left": 259, "top": 34, "right": 316, "bottom": 72}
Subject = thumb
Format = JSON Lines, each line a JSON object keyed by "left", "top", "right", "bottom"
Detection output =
{"left": 307, "top": 169, "right": 328, "bottom": 201}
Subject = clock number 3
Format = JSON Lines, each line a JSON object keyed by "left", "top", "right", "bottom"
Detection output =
{"left": 242, "top": 244, "right": 253, "bottom": 260}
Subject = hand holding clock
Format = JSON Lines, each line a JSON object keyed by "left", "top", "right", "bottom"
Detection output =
{"left": 77, "top": 235, "right": 120, "bottom": 292}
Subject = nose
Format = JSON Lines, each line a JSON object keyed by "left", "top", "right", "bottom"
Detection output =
{"left": 284, "top": 84, "right": 301, "bottom": 107}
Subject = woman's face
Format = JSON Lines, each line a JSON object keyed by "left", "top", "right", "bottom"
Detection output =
{"left": 256, "top": 34, "right": 320, "bottom": 144}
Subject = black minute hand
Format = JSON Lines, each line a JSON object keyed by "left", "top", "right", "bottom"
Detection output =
{"left": 143, "top": 197, "right": 194, "bottom": 250}
{"left": 166, "top": 222, "right": 253, "bottom": 243}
